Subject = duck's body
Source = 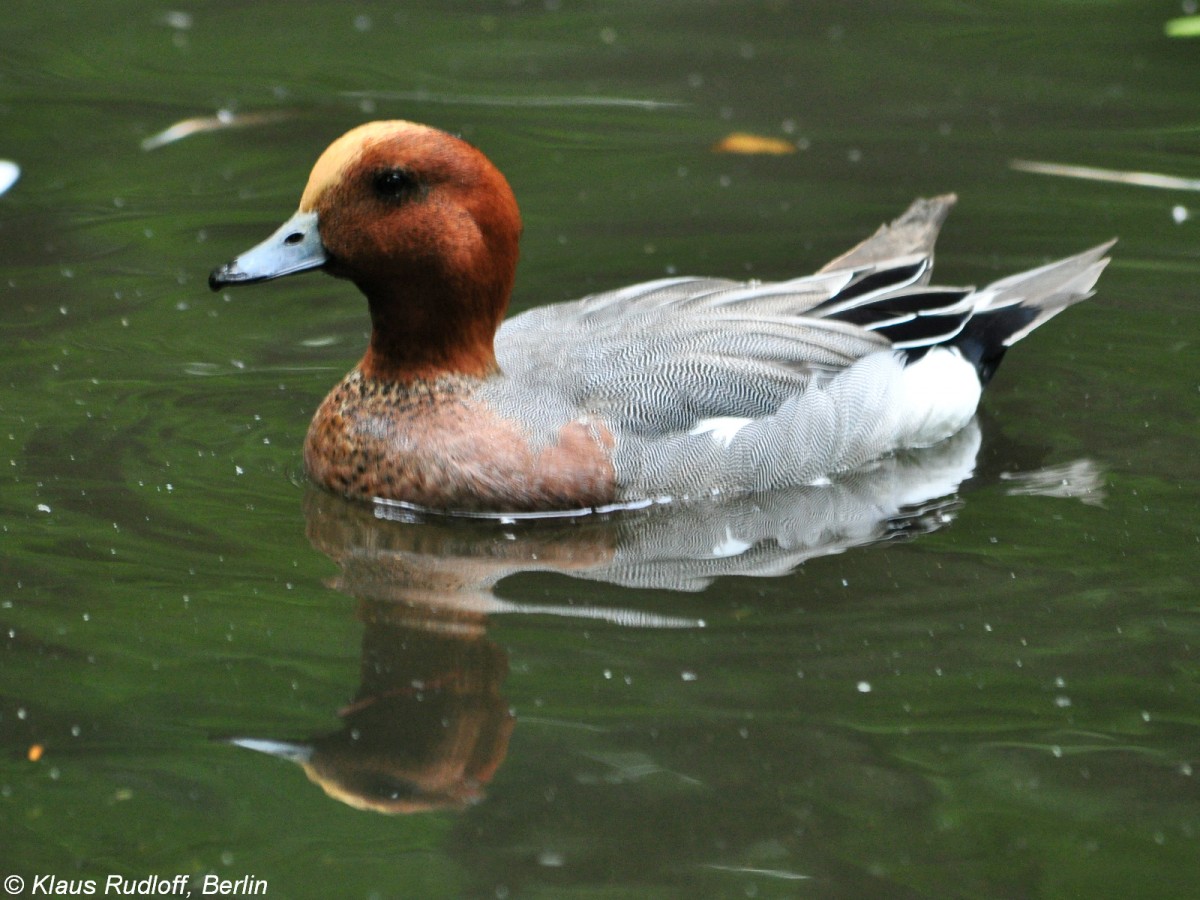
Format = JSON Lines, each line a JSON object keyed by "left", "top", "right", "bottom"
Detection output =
{"left": 210, "top": 121, "right": 1111, "bottom": 513}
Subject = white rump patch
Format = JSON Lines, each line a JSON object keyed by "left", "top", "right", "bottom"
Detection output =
{"left": 897, "top": 347, "right": 982, "bottom": 447}
{"left": 689, "top": 416, "right": 754, "bottom": 448}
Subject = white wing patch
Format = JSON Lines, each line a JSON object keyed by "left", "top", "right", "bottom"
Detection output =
{"left": 689, "top": 416, "right": 754, "bottom": 448}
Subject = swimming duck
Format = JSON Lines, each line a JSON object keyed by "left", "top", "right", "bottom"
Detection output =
{"left": 209, "top": 120, "right": 1111, "bottom": 513}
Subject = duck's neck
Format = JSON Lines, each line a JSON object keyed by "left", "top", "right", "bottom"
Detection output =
{"left": 356, "top": 273, "right": 507, "bottom": 383}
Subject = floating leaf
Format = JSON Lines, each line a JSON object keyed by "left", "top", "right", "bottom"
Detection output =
{"left": 712, "top": 132, "right": 796, "bottom": 155}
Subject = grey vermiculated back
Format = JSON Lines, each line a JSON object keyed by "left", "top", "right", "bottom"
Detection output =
{"left": 485, "top": 195, "right": 1112, "bottom": 501}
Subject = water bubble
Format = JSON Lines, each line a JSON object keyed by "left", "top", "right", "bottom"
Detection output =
{"left": 163, "top": 11, "right": 193, "bottom": 29}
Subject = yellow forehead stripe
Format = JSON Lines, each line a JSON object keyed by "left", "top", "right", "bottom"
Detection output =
{"left": 298, "top": 120, "right": 429, "bottom": 212}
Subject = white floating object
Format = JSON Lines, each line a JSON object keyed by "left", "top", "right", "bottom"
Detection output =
{"left": 0, "top": 160, "right": 19, "bottom": 196}
{"left": 161, "top": 10, "right": 193, "bottom": 29}
{"left": 141, "top": 110, "right": 289, "bottom": 151}
{"left": 1011, "top": 158, "right": 1200, "bottom": 192}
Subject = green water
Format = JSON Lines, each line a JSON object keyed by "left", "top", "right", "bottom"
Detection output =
{"left": 2, "top": 2, "right": 1198, "bottom": 898}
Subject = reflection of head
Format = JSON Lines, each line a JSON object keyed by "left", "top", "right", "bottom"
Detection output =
{"left": 232, "top": 603, "right": 513, "bottom": 815}
{"left": 300, "top": 671, "right": 515, "bottom": 815}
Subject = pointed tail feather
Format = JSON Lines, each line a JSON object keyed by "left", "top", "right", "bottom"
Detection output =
{"left": 818, "top": 194, "right": 958, "bottom": 275}
{"left": 954, "top": 240, "right": 1114, "bottom": 383}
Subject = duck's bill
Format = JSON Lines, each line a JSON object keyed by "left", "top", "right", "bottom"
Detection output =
{"left": 208, "top": 209, "right": 327, "bottom": 290}
{"left": 225, "top": 737, "right": 314, "bottom": 764}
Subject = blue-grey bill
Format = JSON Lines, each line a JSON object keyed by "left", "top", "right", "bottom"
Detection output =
{"left": 209, "top": 209, "right": 326, "bottom": 290}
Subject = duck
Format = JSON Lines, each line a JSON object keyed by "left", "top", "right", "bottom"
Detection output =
{"left": 209, "top": 120, "right": 1112, "bottom": 514}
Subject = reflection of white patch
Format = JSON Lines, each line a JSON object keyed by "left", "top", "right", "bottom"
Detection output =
{"left": 709, "top": 526, "right": 751, "bottom": 558}
{"left": 1001, "top": 458, "right": 1106, "bottom": 506}
{"left": 689, "top": 416, "right": 753, "bottom": 448}
{"left": 897, "top": 347, "right": 981, "bottom": 447}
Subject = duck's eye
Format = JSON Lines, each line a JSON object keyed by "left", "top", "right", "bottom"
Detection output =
{"left": 372, "top": 168, "right": 419, "bottom": 202}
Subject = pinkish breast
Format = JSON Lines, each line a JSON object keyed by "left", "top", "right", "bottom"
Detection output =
{"left": 303, "top": 368, "right": 617, "bottom": 512}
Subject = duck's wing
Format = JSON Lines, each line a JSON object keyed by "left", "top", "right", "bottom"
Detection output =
{"left": 493, "top": 195, "right": 1110, "bottom": 499}
{"left": 497, "top": 242, "right": 941, "bottom": 435}
{"left": 499, "top": 192, "right": 1111, "bottom": 431}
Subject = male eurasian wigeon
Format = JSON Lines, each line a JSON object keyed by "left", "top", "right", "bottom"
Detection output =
{"left": 210, "top": 121, "right": 1111, "bottom": 513}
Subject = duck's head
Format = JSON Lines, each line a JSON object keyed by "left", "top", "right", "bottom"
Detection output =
{"left": 210, "top": 121, "right": 522, "bottom": 380}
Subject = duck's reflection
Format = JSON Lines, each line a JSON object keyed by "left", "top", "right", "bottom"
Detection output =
{"left": 341, "top": 419, "right": 982, "bottom": 595}
{"left": 227, "top": 421, "right": 1099, "bottom": 813}
{"left": 233, "top": 600, "right": 513, "bottom": 814}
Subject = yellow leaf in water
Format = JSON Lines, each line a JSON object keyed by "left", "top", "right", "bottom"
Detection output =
{"left": 712, "top": 133, "right": 796, "bottom": 155}
{"left": 28, "top": 744, "right": 43, "bottom": 762}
